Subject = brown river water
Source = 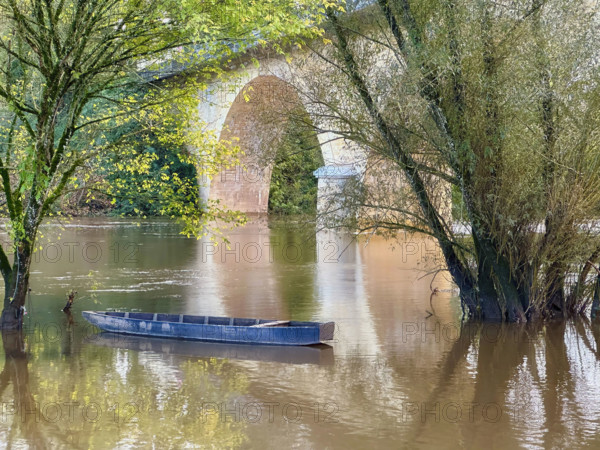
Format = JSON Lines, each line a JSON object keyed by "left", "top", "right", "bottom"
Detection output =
{"left": 0, "top": 217, "right": 599, "bottom": 449}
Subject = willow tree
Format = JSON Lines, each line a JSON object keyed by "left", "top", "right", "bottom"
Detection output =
{"left": 318, "top": 0, "right": 600, "bottom": 321}
{"left": 0, "top": 0, "right": 329, "bottom": 329}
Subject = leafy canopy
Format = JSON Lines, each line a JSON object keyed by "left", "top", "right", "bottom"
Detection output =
{"left": 0, "top": 0, "right": 329, "bottom": 248}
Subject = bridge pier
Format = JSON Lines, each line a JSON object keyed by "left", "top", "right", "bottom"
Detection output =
{"left": 313, "top": 165, "right": 359, "bottom": 227}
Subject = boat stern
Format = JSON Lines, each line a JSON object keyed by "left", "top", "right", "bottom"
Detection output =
{"left": 319, "top": 322, "right": 335, "bottom": 341}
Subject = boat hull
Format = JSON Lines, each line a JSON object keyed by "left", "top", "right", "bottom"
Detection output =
{"left": 82, "top": 311, "right": 335, "bottom": 346}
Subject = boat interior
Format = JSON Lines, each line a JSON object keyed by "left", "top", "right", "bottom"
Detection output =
{"left": 100, "top": 311, "right": 316, "bottom": 328}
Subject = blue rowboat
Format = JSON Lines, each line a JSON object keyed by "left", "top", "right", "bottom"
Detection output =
{"left": 82, "top": 311, "right": 335, "bottom": 346}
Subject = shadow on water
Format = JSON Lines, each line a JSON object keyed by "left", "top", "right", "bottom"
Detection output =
{"left": 86, "top": 332, "right": 334, "bottom": 365}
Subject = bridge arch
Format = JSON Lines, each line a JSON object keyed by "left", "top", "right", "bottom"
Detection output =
{"left": 208, "top": 74, "right": 322, "bottom": 214}
{"left": 195, "top": 55, "right": 369, "bottom": 217}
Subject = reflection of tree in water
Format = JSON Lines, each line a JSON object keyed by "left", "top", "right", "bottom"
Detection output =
{"left": 406, "top": 320, "right": 600, "bottom": 448}
{"left": 5, "top": 314, "right": 600, "bottom": 448}
{"left": 270, "top": 225, "right": 318, "bottom": 321}
{"left": 0, "top": 327, "right": 250, "bottom": 448}
{"left": 0, "top": 330, "right": 54, "bottom": 447}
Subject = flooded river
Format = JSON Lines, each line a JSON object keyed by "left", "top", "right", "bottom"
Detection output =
{"left": 1, "top": 217, "right": 599, "bottom": 449}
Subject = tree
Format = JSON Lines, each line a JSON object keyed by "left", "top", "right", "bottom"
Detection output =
{"left": 0, "top": 0, "right": 328, "bottom": 329}
{"left": 268, "top": 108, "right": 323, "bottom": 215}
{"left": 316, "top": 0, "right": 600, "bottom": 321}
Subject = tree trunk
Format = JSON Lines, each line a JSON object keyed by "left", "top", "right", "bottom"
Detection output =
{"left": 1, "top": 246, "right": 33, "bottom": 330}
{"left": 592, "top": 275, "right": 600, "bottom": 320}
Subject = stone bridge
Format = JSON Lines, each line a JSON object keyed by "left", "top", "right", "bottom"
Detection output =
{"left": 183, "top": 42, "right": 450, "bottom": 224}
{"left": 193, "top": 51, "right": 368, "bottom": 217}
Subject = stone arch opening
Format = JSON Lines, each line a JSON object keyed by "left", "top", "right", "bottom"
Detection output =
{"left": 208, "top": 75, "right": 323, "bottom": 214}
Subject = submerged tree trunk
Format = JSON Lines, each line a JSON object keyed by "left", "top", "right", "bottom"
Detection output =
{"left": 322, "top": 2, "right": 600, "bottom": 322}
{"left": 1, "top": 238, "right": 35, "bottom": 330}
{"left": 1, "top": 261, "right": 31, "bottom": 330}
{"left": 1, "top": 174, "right": 41, "bottom": 329}
{"left": 592, "top": 275, "right": 600, "bottom": 320}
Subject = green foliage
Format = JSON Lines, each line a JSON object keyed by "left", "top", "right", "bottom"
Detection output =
{"left": 0, "top": 0, "right": 328, "bottom": 310}
{"left": 451, "top": 185, "right": 466, "bottom": 222}
{"left": 106, "top": 138, "right": 198, "bottom": 218}
{"left": 320, "top": 0, "right": 600, "bottom": 320}
{"left": 268, "top": 119, "right": 323, "bottom": 215}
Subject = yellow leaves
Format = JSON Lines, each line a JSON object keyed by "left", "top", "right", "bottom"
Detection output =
{"left": 322, "top": 1, "right": 345, "bottom": 12}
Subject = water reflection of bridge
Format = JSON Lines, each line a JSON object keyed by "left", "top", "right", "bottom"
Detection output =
{"left": 173, "top": 221, "right": 600, "bottom": 448}
{"left": 184, "top": 221, "right": 455, "bottom": 357}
